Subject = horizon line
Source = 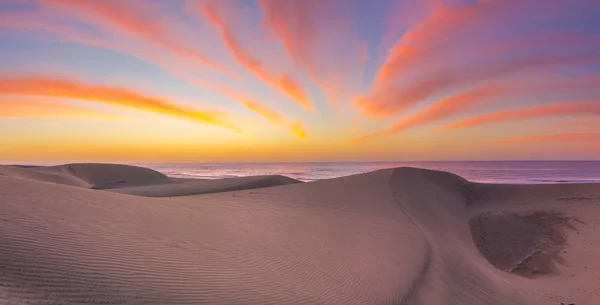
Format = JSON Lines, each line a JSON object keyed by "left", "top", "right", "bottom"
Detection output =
{"left": 5, "top": 160, "right": 600, "bottom": 166}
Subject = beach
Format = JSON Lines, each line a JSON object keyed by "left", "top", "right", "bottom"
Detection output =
{"left": 0, "top": 163, "right": 598, "bottom": 304}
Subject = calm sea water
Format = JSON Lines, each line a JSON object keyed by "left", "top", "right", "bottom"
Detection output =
{"left": 140, "top": 161, "right": 600, "bottom": 184}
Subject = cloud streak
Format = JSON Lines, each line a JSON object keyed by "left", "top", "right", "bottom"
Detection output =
{"left": 260, "top": 0, "right": 367, "bottom": 106}
{"left": 194, "top": 80, "right": 307, "bottom": 138}
{"left": 0, "top": 9, "right": 236, "bottom": 94}
{"left": 1, "top": 0, "right": 600, "bottom": 161}
{"left": 442, "top": 101, "right": 600, "bottom": 131}
{"left": 0, "top": 100, "right": 121, "bottom": 120}
{"left": 40, "top": 0, "right": 234, "bottom": 77}
{"left": 358, "top": 0, "right": 600, "bottom": 117}
{"left": 0, "top": 8, "right": 300, "bottom": 135}
{"left": 259, "top": 0, "right": 316, "bottom": 72}
{"left": 351, "top": 85, "right": 506, "bottom": 142}
{"left": 199, "top": 1, "right": 313, "bottom": 111}
{"left": 360, "top": 50, "right": 600, "bottom": 117}
{"left": 0, "top": 77, "right": 240, "bottom": 132}
{"left": 352, "top": 71, "right": 600, "bottom": 143}
{"left": 495, "top": 132, "right": 600, "bottom": 145}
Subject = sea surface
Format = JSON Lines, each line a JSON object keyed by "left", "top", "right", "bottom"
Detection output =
{"left": 141, "top": 161, "right": 600, "bottom": 184}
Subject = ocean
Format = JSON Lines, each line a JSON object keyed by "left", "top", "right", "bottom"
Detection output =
{"left": 140, "top": 161, "right": 600, "bottom": 184}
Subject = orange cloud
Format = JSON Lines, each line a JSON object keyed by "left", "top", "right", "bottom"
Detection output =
{"left": 40, "top": 0, "right": 234, "bottom": 77}
{"left": 351, "top": 72, "right": 600, "bottom": 143}
{"left": 0, "top": 77, "right": 240, "bottom": 132}
{"left": 0, "top": 100, "right": 120, "bottom": 121}
{"left": 239, "top": 99, "right": 284, "bottom": 125}
{"left": 199, "top": 2, "right": 313, "bottom": 111}
{"left": 360, "top": 52, "right": 600, "bottom": 118}
{"left": 352, "top": 85, "right": 506, "bottom": 142}
{"left": 289, "top": 122, "right": 308, "bottom": 138}
{"left": 495, "top": 132, "right": 600, "bottom": 145}
{"left": 443, "top": 101, "right": 600, "bottom": 131}
{"left": 240, "top": 98, "right": 308, "bottom": 138}
{"left": 359, "top": 71, "right": 600, "bottom": 138}
{"left": 0, "top": 9, "right": 252, "bottom": 118}
{"left": 194, "top": 80, "right": 308, "bottom": 138}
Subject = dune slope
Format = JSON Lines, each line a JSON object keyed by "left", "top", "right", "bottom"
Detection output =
{"left": 108, "top": 174, "right": 301, "bottom": 197}
{"left": 0, "top": 163, "right": 301, "bottom": 196}
{"left": 0, "top": 164, "right": 92, "bottom": 187}
{"left": 0, "top": 163, "right": 169, "bottom": 188}
{"left": 0, "top": 165, "right": 598, "bottom": 304}
{"left": 466, "top": 182, "right": 600, "bottom": 304}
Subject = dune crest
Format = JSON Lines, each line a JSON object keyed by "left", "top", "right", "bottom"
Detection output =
{"left": 0, "top": 164, "right": 598, "bottom": 304}
{"left": 109, "top": 174, "right": 301, "bottom": 197}
{"left": 0, "top": 163, "right": 168, "bottom": 188}
{"left": 0, "top": 163, "right": 301, "bottom": 196}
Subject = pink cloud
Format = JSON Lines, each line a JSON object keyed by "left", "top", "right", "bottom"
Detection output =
{"left": 260, "top": 0, "right": 366, "bottom": 106}
{"left": 358, "top": 0, "right": 600, "bottom": 118}
{"left": 199, "top": 1, "right": 313, "bottom": 111}
{"left": 40, "top": 0, "right": 235, "bottom": 77}
{"left": 495, "top": 132, "right": 600, "bottom": 145}
{"left": 442, "top": 101, "right": 600, "bottom": 131}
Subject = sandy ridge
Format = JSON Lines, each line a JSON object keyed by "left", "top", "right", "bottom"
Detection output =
{"left": 0, "top": 163, "right": 301, "bottom": 196}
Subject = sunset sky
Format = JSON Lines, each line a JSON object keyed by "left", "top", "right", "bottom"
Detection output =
{"left": 1, "top": 0, "right": 599, "bottom": 163}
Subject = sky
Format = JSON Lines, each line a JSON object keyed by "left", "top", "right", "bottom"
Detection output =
{"left": 0, "top": 0, "right": 599, "bottom": 163}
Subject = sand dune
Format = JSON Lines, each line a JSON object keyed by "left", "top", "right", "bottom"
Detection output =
{"left": 0, "top": 164, "right": 93, "bottom": 187}
{"left": 108, "top": 175, "right": 301, "bottom": 197}
{"left": 0, "top": 163, "right": 300, "bottom": 196}
{"left": 0, "top": 165, "right": 598, "bottom": 304}
{"left": 0, "top": 163, "right": 169, "bottom": 188}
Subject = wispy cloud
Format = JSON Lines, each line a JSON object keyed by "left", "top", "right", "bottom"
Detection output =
{"left": 0, "top": 77, "right": 241, "bottom": 132}
{"left": 0, "top": 8, "right": 299, "bottom": 135}
{"left": 558, "top": 118, "right": 600, "bottom": 130}
{"left": 40, "top": 0, "right": 235, "bottom": 77}
{"left": 0, "top": 9, "right": 236, "bottom": 90}
{"left": 198, "top": 1, "right": 313, "bottom": 111}
{"left": 358, "top": 0, "right": 600, "bottom": 117}
{"left": 194, "top": 80, "right": 308, "bottom": 138}
{"left": 0, "top": 100, "right": 121, "bottom": 120}
{"left": 360, "top": 49, "right": 600, "bottom": 118}
{"left": 1, "top": 0, "right": 600, "bottom": 161}
{"left": 260, "top": 0, "right": 366, "bottom": 106}
{"left": 352, "top": 72, "right": 600, "bottom": 142}
{"left": 495, "top": 132, "right": 600, "bottom": 145}
{"left": 259, "top": 0, "right": 316, "bottom": 72}
{"left": 351, "top": 84, "right": 506, "bottom": 143}
{"left": 289, "top": 122, "right": 307, "bottom": 138}
{"left": 442, "top": 101, "right": 600, "bottom": 131}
